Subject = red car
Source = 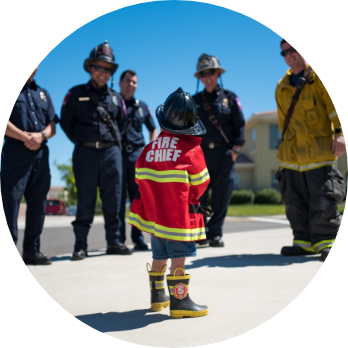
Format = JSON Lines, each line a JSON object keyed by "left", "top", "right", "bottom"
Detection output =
{"left": 45, "top": 199, "right": 66, "bottom": 215}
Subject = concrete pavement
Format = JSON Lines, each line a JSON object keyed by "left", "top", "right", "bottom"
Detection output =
{"left": 26, "top": 223, "right": 322, "bottom": 347}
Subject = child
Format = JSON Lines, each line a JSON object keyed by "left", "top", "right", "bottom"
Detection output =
{"left": 129, "top": 88, "right": 212, "bottom": 319}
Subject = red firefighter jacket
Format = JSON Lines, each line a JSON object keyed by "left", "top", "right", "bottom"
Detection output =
{"left": 128, "top": 130, "right": 210, "bottom": 242}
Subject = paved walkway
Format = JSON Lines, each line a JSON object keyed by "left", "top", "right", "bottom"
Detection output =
{"left": 27, "top": 226, "right": 322, "bottom": 347}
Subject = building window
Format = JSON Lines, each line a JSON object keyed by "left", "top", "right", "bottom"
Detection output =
{"left": 271, "top": 171, "right": 279, "bottom": 191}
{"left": 270, "top": 125, "right": 281, "bottom": 149}
{"left": 252, "top": 129, "right": 256, "bottom": 151}
{"left": 234, "top": 173, "right": 240, "bottom": 190}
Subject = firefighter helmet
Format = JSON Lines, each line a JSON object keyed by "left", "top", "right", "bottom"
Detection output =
{"left": 194, "top": 53, "right": 226, "bottom": 78}
{"left": 156, "top": 88, "right": 206, "bottom": 136}
{"left": 83, "top": 40, "right": 119, "bottom": 74}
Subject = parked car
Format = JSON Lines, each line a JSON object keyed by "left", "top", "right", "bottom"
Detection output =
{"left": 46, "top": 199, "right": 66, "bottom": 215}
{"left": 66, "top": 205, "right": 77, "bottom": 216}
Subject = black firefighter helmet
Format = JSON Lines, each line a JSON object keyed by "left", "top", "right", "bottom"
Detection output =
{"left": 83, "top": 40, "right": 118, "bottom": 74}
{"left": 156, "top": 88, "right": 206, "bottom": 136}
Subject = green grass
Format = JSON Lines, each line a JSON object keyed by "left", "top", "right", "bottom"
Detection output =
{"left": 124, "top": 202, "right": 345, "bottom": 218}
{"left": 226, "top": 202, "right": 345, "bottom": 216}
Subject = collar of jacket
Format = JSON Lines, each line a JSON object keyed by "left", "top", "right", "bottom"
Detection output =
{"left": 22, "top": 79, "right": 38, "bottom": 92}
{"left": 203, "top": 85, "right": 222, "bottom": 97}
{"left": 86, "top": 80, "right": 109, "bottom": 94}
{"left": 160, "top": 130, "right": 202, "bottom": 145}
{"left": 279, "top": 63, "right": 314, "bottom": 91}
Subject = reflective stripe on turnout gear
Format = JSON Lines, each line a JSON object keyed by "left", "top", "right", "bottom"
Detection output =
{"left": 135, "top": 167, "right": 210, "bottom": 186}
{"left": 312, "top": 239, "right": 335, "bottom": 253}
{"left": 128, "top": 212, "right": 206, "bottom": 241}
{"left": 293, "top": 240, "right": 315, "bottom": 253}
{"left": 328, "top": 110, "right": 338, "bottom": 120}
{"left": 279, "top": 161, "right": 335, "bottom": 172}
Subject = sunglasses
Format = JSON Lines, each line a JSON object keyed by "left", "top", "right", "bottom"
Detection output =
{"left": 90, "top": 64, "right": 113, "bottom": 74}
{"left": 200, "top": 70, "right": 217, "bottom": 78}
{"left": 280, "top": 47, "right": 297, "bottom": 57}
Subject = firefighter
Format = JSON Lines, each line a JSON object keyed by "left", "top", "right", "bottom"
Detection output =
{"left": 129, "top": 88, "right": 212, "bottom": 318}
{"left": 276, "top": 39, "right": 346, "bottom": 261}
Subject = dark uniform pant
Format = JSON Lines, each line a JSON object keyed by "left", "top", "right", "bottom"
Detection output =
{"left": 277, "top": 166, "right": 345, "bottom": 252}
{"left": 199, "top": 146, "right": 235, "bottom": 239}
{"left": 1, "top": 143, "right": 50, "bottom": 253}
{"left": 120, "top": 148, "right": 144, "bottom": 244}
{"left": 72, "top": 144, "right": 123, "bottom": 246}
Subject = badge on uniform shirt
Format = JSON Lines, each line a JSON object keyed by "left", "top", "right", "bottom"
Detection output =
{"left": 222, "top": 98, "right": 229, "bottom": 107}
{"left": 40, "top": 91, "right": 47, "bottom": 102}
{"left": 112, "top": 96, "right": 118, "bottom": 106}
{"left": 138, "top": 107, "right": 143, "bottom": 116}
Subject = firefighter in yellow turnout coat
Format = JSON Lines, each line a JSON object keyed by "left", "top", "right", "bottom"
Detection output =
{"left": 276, "top": 40, "right": 346, "bottom": 261}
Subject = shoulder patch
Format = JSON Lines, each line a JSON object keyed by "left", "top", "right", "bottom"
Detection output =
{"left": 235, "top": 97, "right": 242, "bottom": 111}
{"left": 63, "top": 91, "right": 71, "bottom": 106}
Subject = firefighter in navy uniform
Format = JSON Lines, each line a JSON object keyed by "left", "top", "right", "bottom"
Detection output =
{"left": 192, "top": 53, "right": 245, "bottom": 247}
{"left": 60, "top": 41, "right": 133, "bottom": 260}
{"left": 118, "top": 70, "right": 157, "bottom": 250}
{"left": 1, "top": 66, "right": 59, "bottom": 265}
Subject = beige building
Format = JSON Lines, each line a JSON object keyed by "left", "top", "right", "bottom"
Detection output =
{"left": 47, "top": 186, "right": 64, "bottom": 199}
{"left": 235, "top": 110, "right": 347, "bottom": 192}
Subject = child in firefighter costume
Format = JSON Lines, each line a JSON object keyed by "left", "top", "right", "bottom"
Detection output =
{"left": 129, "top": 88, "right": 212, "bottom": 319}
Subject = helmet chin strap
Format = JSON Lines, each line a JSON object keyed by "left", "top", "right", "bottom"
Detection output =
{"left": 196, "top": 79, "right": 200, "bottom": 94}
{"left": 111, "top": 74, "right": 114, "bottom": 89}
{"left": 219, "top": 76, "right": 224, "bottom": 88}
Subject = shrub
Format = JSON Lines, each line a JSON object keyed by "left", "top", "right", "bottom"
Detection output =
{"left": 254, "top": 188, "right": 281, "bottom": 205}
{"left": 230, "top": 189, "right": 255, "bottom": 205}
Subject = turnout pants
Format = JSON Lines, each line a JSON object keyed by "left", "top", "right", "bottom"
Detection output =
{"left": 277, "top": 166, "right": 345, "bottom": 253}
{"left": 199, "top": 146, "right": 235, "bottom": 239}
{"left": 1, "top": 143, "right": 50, "bottom": 253}
{"left": 72, "top": 144, "right": 123, "bottom": 246}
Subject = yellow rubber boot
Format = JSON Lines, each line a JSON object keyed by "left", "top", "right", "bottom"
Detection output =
{"left": 166, "top": 268, "right": 208, "bottom": 319}
{"left": 147, "top": 263, "right": 170, "bottom": 311}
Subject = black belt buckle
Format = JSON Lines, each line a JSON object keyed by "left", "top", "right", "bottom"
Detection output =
{"left": 125, "top": 144, "right": 133, "bottom": 153}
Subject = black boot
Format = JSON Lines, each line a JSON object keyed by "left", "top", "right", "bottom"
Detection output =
{"left": 72, "top": 239, "right": 88, "bottom": 261}
{"left": 281, "top": 245, "right": 316, "bottom": 256}
{"left": 166, "top": 268, "right": 208, "bottom": 319}
{"left": 321, "top": 248, "right": 331, "bottom": 261}
{"left": 22, "top": 251, "right": 52, "bottom": 265}
{"left": 147, "top": 263, "right": 170, "bottom": 311}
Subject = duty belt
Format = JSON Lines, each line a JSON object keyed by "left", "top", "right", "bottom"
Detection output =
{"left": 123, "top": 144, "right": 142, "bottom": 153}
{"left": 77, "top": 141, "right": 116, "bottom": 149}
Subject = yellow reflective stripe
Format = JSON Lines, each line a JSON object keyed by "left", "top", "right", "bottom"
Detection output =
{"left": 293, "top": 240, "right": 315, "bottom": 252}
{"left": 129, "top": 213, "right": 206, "bottom": 241}
{"left": 136, "top": 168, "right": 189, "bottom": 184}
{"left": 328, "top": 110, "right": 337, "bottom": 120}
{"left": 155, "top": 280, "right": 165, "bottom": 289}
{"left": 279, "top": 161, "right": 335, "bottom": 172}
{"left": 312, "top": 240, "right": 335, "bottom": 253}
{"left": 189, "top": 168, "right": 210, "bottom": 186}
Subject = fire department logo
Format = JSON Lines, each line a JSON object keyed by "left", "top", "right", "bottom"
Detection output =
{"left": 40, "top": 91, "right": 47, "bottom": 102}
{"left": 138, "top": 107, "right": 143, "bottom": 116}
{"left": 222, "top": 98, "right": 229, "bottom": 108}
{"left": 172, "top": 283, "right": 188, "bottom": 300}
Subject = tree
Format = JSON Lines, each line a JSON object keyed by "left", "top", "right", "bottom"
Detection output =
{"left": 55, "top": 159, "right": 77, "bottom": 205}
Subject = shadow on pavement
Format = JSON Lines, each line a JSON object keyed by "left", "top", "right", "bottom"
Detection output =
{"left": 186, "top": 253, "right": 321, "bottom": 269}
{"left": 51, "top": 250, "right": 106, "bottom": 263}
{"left": 76, "top": 309, "right": 170, "bottom": 332}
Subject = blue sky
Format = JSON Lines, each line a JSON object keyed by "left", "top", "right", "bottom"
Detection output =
{"left": 32, "top": 1, "right": 287, "bottom": 186}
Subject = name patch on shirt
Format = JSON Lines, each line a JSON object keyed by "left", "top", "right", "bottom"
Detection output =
{"left": 145, "top": 137, "right": 181, "bottom": 163}
{"left": 79, "top": 97, "right": 90, "bottom": 101}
